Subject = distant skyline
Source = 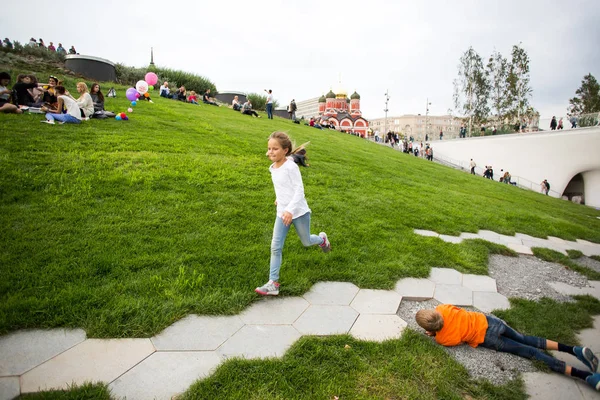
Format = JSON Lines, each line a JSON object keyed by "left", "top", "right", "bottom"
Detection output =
{"left": 2, "top": 0, "right": 599, "bottom": 121}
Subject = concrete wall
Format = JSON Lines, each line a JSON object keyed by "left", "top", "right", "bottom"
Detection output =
{"left": 432, "top": 127, "right": 600, "bottom": 207}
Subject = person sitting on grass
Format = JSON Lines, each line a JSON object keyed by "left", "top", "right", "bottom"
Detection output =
{"left": 232, "top": 95, "right": 242, "bottom": 111}
{"left": 188, "top": 90, "right": 199, "bottom": 104}
{"left": 159, "top": 81, "right": 171, "bottom": 98}
{"left": 241, "top": 99, "right": 260, "bottom": 117}
{"left": 41, "top": 86, "right": 81, "bottom": 124}
{"left": 89, "top": 83, "right": 115, "bottom": 118}
{"left": 203, "top": 89, "right": 218, "bottom": 106}
{"left": 174, "top": 86, "right": 187, "bottom": 102}
{"left": 42, "top": 75, "right": 60, "bottom": 109}
{"left": 416, "top": 304, "right": 600, "bottom": 392}
{"left": 12, "top": 74, "right": 48, "bottom": 107}
{"left": 0, "top": 72, "right": 22, "bottom": 114}
{"left": 68, "top": 82, "right": 94, "bottom": 120}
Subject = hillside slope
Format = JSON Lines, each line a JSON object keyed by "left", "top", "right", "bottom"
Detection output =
{"left": 1, "top": 78, "right": 599, "bottom": 337}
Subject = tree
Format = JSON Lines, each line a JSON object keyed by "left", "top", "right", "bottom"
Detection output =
{"left": 453, "top": 47, "right": 490, "bottom": 136}
{"left": 506, "top": 44, "right": 532, "bottom": 129}
{"left": 568, "top": 73, "right": 600, "bottom": 115}
{"left": 247, "top": 93, "right": 279, "bottom": 112}
{"left": 486, "top": 49, "right": 510, "bottom": 125}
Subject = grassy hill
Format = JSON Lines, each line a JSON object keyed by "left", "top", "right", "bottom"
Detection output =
{"left": 1, "top": 70, "right": 600, "bottom": 339}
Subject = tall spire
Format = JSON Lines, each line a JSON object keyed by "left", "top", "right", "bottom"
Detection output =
{"left": 150, "top": 47, "right": 155, "bottom": 66}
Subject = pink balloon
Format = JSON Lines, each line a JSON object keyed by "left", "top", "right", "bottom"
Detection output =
{"left": 145, "top": 72, "right": 158, "bottom": 86}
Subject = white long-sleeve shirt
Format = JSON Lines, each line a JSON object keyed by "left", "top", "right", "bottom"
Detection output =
{"left": 270, "top": 157, "right": 310, "bottom": 219}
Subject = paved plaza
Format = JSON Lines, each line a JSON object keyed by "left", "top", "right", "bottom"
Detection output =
{"left": 1, "top": 230, "right": 600, "bottom": 399}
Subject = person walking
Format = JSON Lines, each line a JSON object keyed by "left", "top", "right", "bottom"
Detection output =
{"left": 460, "top": 124, "right": 466, "bottom": 138}
{"left": 416, "top": 305, "right": 600, "bottom": 392}
{"left": 288, "top": 99, "right": 297, "bottom": 120}
{"left": 550, "top": 116, "right": 557, "bottom": 130}
{"left": 469, "top": 159, "right": 476, "bottom": 175}
{"left": 255, "top": 132, "right": 331, "bottom": 296}
{"left": 439, "top": 130, "right": 443, "bottom": 140}
{"left": 558, "top": 118, "right": 564, "bottom": 130}
{"left": 541, "top": 179, "right": 550, "bottom": 195}
{"left": 265, "top": 89, "right": 274, "bottom": 119}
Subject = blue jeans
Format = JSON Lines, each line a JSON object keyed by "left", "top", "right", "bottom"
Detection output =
{"left": 481, "top": 315, "right": 566, "bottom": 373}
{"left": 266, "top": 103, "right": 273, "bottom": 119}
{"left": 45, "top": 113, "right": 80, "bottom": 124}
{"left": 269, "top": 212, "right": 323, "bottom": 282}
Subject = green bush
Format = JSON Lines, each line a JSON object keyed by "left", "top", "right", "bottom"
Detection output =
{"left": 0, "top": 43, "right": 65, "bottom": 63}
{"left": 114, "top": 64, "right": 217, "bottom": 95}
{"left": 247, "top": 92, "right": 280, "bottom": 111}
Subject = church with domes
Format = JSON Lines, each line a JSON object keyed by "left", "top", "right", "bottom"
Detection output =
{"left": 317, "top": 86, "right": 368, "bottom": 136}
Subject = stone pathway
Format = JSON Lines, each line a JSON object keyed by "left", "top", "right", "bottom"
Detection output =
{"left": 1, "top": 230, "right": 599, "bottom": 400}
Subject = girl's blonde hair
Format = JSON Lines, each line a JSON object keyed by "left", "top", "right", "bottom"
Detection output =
{"left": 268, "top": 131, "right": 311, "bottom": 157}
{"left": 415, "top": 309, "right": 444, "bottom": 332}
{"left": 77, "top": 82, "right": 88, "bottom": 93}
{"left": 269, "top": 131, "right": 293, "bottom": 156}
{"left": 190, "top": 90, "right": 196, "bottom": 96}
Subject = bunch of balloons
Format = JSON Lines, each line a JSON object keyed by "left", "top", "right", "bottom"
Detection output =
{"left": 120, "top": 72, "right": 159, "bottom": 121}
{"left": 115, "top": 112, "right": 129, "bottom": 121}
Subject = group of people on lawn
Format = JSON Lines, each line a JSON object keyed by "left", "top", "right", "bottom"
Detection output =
{"left": 0, "top": 72, "right": 112, "bottom": 123}
{"left": 159, "top": 81, "right": 219, "bottom": 107}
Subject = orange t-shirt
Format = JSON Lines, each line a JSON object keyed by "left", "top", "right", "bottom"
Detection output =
{"left": 434, "top": 304, "right": 488, "bottom": 348}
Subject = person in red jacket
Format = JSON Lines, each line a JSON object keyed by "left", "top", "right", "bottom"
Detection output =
{"left": 416, "top": 304, "right": 600, "bottom": 391}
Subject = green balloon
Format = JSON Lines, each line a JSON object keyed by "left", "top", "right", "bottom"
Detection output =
{"left": 148, "top": 85, "right": 154, "bottom": 91}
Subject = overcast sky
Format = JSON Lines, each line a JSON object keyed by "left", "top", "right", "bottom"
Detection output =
{"left": 3, "top": 0, "right": 599, "bottom": 120}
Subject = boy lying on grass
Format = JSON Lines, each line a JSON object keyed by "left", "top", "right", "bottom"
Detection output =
{"left": 416, "top": 304, "right": 600, "bottom": 391}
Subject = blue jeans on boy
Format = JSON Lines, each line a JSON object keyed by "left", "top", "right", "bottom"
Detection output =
{"left": 266, "top": 103, "right": 273, "bottom": 119}
{"left": 480, "top": 315, "right": 566, "bottom": 373}
{"left": 45, "top": 113, "right": 80, "bottom": 124}
{"left": 269, "top": 212, "right": 323, "bottom": 282}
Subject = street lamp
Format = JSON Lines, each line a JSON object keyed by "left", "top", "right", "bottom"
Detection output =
{"left": 425, "top": 98, "right": 431, "bottom": 141}
{"left": 384, "top": 90, "right": 390, "bottom": 138}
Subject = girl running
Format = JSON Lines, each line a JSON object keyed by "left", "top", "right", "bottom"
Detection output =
{"left": 255, "top": 132, "right": 331, "bottom": 296}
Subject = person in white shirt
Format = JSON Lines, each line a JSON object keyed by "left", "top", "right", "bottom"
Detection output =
{"left": 255, "top": 132, "right": 331, "bottom": 296}
{"left": 42, "top": 86, "right": 81, "bottom": 124}
{"left": 159, "top": 82, "right": 170, "bottom": 98}
{"left": 469, "top": 159, "right": 476, "bottom": 175}
{"left": 264, "top": 89, "right": 274, "bottom": 119}
{"left": 71, "top": 82, "right": 93, "bottom": 119}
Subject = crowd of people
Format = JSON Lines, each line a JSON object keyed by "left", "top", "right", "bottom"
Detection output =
{"left": 159, "top": 81, "right": 220, "bottom": 107}
{"left": 2, "top": 37, "right": 77, "bottom": 55}
{"left": 0, "top": 71, "right": 115, "bottom": 122}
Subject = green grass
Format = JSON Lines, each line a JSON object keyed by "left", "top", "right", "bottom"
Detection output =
{"left": 18, "top": 382, "right": 110, "bottom": 399}
{"left": 181, "top": 331, "right": 526, "bottom": 400}
{"left": 1, "top": 68, "right": 600, "bottom": 338}
{"left": 494, "top": 295, "right": 600, "bottom": 345}
{"left": 531, "top": 248, "right": 600, "bottom": 280}
{"left": 566, "top": 249, "right": 584, "bottom": 259}
{"left": 591, "top": 255, "right": 600, "bottom": 262}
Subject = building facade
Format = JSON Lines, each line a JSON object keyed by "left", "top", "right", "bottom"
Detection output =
{"left": 317, "top": 88, "right": 369, "bottom": 136}
{"left": 369, "top": 114, "right": 460, "bottom": 140}
{"left": 295, "top": 97, "right": 321, "bottom": 120}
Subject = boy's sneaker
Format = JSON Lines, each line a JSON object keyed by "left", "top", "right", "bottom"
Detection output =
{"left": 255, "top": 280, "right": 279, "bottom": 296}
{"left": 319, "top": 232, "right": 331, "bottom": 253}
{"left": 586, "top": 373, "right": 600, "bottom": 391}
{"left": 574, "top": 346, "right": 599, "bottom": 372}
{"left": 41, "top": 120, "right": 54, "bottom": 124}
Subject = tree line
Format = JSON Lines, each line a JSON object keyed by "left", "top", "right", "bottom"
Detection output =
{"left": 453, "top": 44, "right": 533, "bottom": 136}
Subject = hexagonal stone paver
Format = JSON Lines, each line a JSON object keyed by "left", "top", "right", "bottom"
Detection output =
{"left": 462, "top": 274, "right": 497, "bottom": 292}
{"left": 477, "top": 230, "right": 505, "bottom": 245}
{"left": 414, "top": 229, "right": 439, "bottom": 237}
{"left": 239, "top": 297, "right": 309, "bottom": 325}
{"left": 433, "top": 284, "right": 473, "bottom": 306}
{"left": 0, "top": 377, "right": 20, "bottom": 400}
{"left": 439, "top": 234, "right": 463, "bottom": 244}
{"left": 523, "top": 372, "right": 589, "bottom": 400}
{"left": 151, "top": 315, "right": 244, "bottom": 351}
{"left": 459, "top": 232, "right": 481, "bottom": 240}
{"left": 217, "top": 325, "right": 301, "bottom": 360}
{"left": 108, "top": 351, "right": 222, "bottom": 400}
{"left": 302, "top": 282, "right": 359, "bottom": 305}
{"left": 349, "top": 314, "right": 407, "bottom": 342}
{"left": 394, "top": 278, "right": 435, "bottom": 300}
{"left": 472, "top": 292, "right": 510, "bottom": 313}
{"left": 0, "top": 329, "right": 86, "bottom": 376}
{"left": 496, "top": 234, "right": 523, "bottom": 245}
{"left": 350, "top": 289, "right": 402, "bottom": 314}
{"left": 293, "top": 305, "right": 358, "bottom": 335}
{"left": 507, "top": 243, "right": 534, "bottom": 255}
{"left": 548, "top": 281, "right": 600, "bottom": 300}
{"left": 428, "top": 268, "right": 463, "bottom": 285}
{"left": 20, "top": 339, "right": 155, "bottom": 393}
